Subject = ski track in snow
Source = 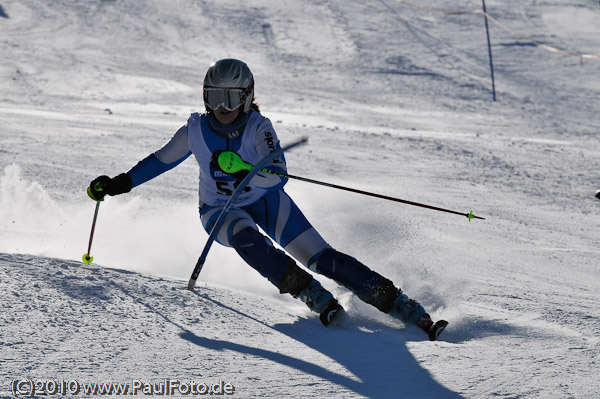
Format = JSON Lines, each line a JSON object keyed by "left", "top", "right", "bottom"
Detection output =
{"left": 1, "top": 0, "right": 599, "bottom": 398}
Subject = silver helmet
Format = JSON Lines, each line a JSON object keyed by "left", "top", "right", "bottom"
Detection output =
{"left": 203, "top": 58, "right": 255, "bottom": 113}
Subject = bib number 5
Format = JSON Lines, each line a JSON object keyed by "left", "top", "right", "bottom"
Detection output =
{"left": 216, "top": 181, "right": 250, "bottom": 196}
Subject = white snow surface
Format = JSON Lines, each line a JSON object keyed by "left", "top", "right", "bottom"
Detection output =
{"left": 1, "top": 0, "right": 599, "bottom": 398}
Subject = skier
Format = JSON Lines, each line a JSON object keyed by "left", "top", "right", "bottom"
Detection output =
{"left": 87, "top": 58, "right": 448, "bottom": 340}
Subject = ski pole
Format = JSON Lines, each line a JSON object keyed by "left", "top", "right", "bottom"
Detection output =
{"left": 82, "top": 197, "right": 102, "bottom": 264}
{"left": 215, "top": 151, "right": 485, "bottom": 221}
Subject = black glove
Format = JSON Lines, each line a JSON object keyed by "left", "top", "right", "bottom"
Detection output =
{"left": 210, "top": 150, "right": 249, "bottom": 188}
{"left": 87, "top": 173, "right": 132, "bottom": 201}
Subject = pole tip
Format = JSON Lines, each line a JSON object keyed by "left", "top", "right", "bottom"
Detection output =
{"left": 82, "top": 254, "right": 93, "bottom": 264}
{"left": 187, "top": 279, "right": 197, "bottom": 291}
{"left": 467, "top": 210, "right": 486, "bottom": 221}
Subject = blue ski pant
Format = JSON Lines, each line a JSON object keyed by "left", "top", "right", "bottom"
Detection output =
{"left": 200, "top": 189, "right": 329, "bottom": 268}
{"left": 200, "top": 189, "right": 425, "bottom": 320}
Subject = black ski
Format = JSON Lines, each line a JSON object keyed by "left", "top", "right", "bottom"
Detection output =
{"left": 427, "top": 320, "right": 449, "bottom": 341}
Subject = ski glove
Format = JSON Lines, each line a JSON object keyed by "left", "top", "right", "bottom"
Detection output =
{"left": 87, "top": 173, "right": 132, "bottom": 201}
{"left": 210, "top": 150, "right": 250, "bottom": 188}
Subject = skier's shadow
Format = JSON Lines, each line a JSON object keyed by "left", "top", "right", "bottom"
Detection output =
{"left": 184, "top": 293, "right": 464, "bottom": 399}
{"left": 273, "top": 317, "right": 463, "bottom": 399}
{"left": 37, "top": 256, "right": 463, "bottom": 399}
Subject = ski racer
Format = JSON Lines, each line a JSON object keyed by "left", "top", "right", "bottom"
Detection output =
{"left": 87, "top": 58, "right": 447, "bottom": 340}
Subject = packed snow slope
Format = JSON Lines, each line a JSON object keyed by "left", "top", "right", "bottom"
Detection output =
{"left": 1, "top": 0, "right": 599, "bottom": 398}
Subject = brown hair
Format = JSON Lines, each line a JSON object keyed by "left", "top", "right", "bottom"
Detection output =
{"left": 249, "top": 96, "right": 260, "bottom": 112}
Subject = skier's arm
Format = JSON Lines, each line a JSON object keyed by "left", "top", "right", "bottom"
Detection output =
{"left": 88, "top": 125, "right": 192, "bottom": 201}
{"left": 127, "top": 124, "right": 192, "bottom": 188}
{"left": 247, "top": 118, "right": 288, "bottom": 190}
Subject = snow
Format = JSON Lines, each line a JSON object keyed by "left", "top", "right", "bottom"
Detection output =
{"left": 1, "top": 0, "right": 599, "bottom": 397}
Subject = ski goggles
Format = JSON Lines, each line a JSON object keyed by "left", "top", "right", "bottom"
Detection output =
{"left": 203, "top": 85, "right": 253, "bottom": 111}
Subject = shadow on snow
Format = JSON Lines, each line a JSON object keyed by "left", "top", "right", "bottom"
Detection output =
{"left": 184, "top": 292, "right": 464, "bottom": 398}
{"left": 5, "top": 253, "right": 470, "bottom": 398}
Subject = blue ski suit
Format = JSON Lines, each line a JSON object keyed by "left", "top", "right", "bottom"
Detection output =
{"left": 125, "top": 110, "right": 426, "bottom": 324}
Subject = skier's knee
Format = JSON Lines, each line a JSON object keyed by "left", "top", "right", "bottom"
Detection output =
{"left": 231, "top": 227, "right": 277, "bottom": 276}
{"left": 202, "top": 208, "right": 256, "bottom": 247}
{"left": 231, "top": 226, "right": 266, "bottom": 257}
{"left": 315, "top": 249, "right": 399, "bottom": 313}
{"left": 232, "top": 227, "right": 311, "bottom": 295}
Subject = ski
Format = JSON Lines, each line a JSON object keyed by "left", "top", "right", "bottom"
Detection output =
{"left": 427, "top": 320, "right": 449, "bottom": 341}
{"left": 319, "top": 299, "right": 346, "bottom": 327}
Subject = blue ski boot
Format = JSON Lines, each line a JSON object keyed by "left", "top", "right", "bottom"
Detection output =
{"left": 298, "top": 279, "right": 344, "bottom": 326}
{"left": 416, "top": 313, "right": 449, "bottom": 341}
{"left": 389, "top": 291, "right": 448, "bottom": 341}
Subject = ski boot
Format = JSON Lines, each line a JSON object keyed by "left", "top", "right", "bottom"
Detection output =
{"left": 417, "top": 313, "right": 449, "bottom": 341}
{"left": 298, "top": 279, "right": 345, "bottom": 326}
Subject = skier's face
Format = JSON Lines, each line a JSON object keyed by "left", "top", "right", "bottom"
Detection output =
{"left": 212, "top": 106, "right": 240, "bottom": 125}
